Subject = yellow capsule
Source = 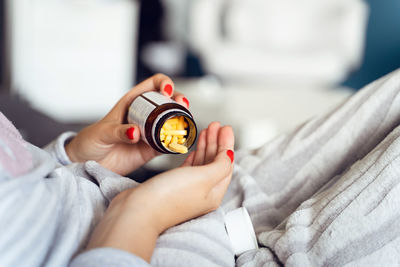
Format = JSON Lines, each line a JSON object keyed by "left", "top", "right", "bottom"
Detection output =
{"left": 177, "top": 116, "right": 185, "bottom": 130}
{"left": 167, "top": 117, "right": 179, "bottom": 125}
{"left": 164, "top": 135, "right": 172, "bottom": 146}
{"left": 160, "top": 115, "right": 190, "bottom": 153}
{"left": 164, "top": 130, "right": 187, "bottom": 136}
{"left": 168, "top": 143, "right": 188, "bottom": 154}
{"left": 163, "top": 122, "right": 174, "bottom": 130}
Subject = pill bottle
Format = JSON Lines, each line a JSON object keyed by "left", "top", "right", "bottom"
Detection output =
{"left": 127, "top": 91, "right": 197, "bottom": 154}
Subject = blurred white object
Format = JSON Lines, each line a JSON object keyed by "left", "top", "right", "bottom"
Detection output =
{"left": 7, "top": 0, "right": 139, "bottom": 122}
{"left": 173, "top": 78, "right": 353, "bottom": 151}
{"left": 161, "top": 0, "right": 191, "bottom": 42}
{"left": 141, "top": 42, "right": 185, "bottom": 76}
{"left": 225, "top": 207, "right": 258, "bottom": 255}
{"left": 189, "top": 0, "right": 368, "bottom": 85}
{"left": 239, "top": 119, "right": 278, "bottom": 150}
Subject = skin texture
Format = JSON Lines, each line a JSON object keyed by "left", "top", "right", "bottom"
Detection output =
{"left": 65, "top": 74, "right": 235, "bottom": 262}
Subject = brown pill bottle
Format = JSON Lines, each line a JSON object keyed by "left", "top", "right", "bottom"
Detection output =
{"left": 127, "top": 91, "right": 197, "bottom": 154}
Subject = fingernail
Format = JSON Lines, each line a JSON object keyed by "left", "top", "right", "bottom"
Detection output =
{"left": 182, "top": 97, "right": 190, "bottom": 108}
{"left": 227, "top": 150, "right": 234, "bottom": 163}
{"left": 164, "top": 84, "right": 173, "bottom": 96}
{"left": 126, "top": 127, "right": 135, "bottom": 140}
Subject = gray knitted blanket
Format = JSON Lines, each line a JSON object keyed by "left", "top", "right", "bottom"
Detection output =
{"left": 151, "top": 68, "right": 400, "bottom": 267}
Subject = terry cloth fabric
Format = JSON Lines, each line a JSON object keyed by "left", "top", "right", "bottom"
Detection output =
{"left": 0, "top": 124, "right": 148, "bottom": 266}
{"left": 0, "top": 112, "right": 33, "bottom": 177}
{"left": 151, "top": 68, "right": 400, "bottom": 266}
{"left": 222, "top": 68, "right": 400, "bottom": 266}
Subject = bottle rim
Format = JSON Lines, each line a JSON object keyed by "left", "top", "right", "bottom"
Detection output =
{"left": 153, "top": 111, "right": 197, "bottom": 154}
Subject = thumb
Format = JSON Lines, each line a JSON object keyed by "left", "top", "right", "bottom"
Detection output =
{"left": 100, "top": 123, "right": 142, "bottom": 145}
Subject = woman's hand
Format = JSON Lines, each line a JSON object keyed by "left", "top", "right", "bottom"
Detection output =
{"left": 86, "top": 122, "right": 235, "bottom": 262}
{"left": 65, "top": 74, "right": 189, "bottom": 175}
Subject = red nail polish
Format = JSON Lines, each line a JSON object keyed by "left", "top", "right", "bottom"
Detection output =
{"left": 227, "top": 150, "right": 234, "bottom": 163}
{"left": 182, "top": 97, "right": 190, "bottom": 108}
{"left": 126, "top": 127, "right": 135, "bottom": 140}
{"left": 164, "top": 84, "right": 173, "bottom": 96}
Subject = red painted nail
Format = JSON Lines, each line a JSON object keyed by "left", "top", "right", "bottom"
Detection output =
{"left": 164, "top": 84, "right": 173, "bottom": 96}
{"left": 182, "top": 97, "right": 190, "bottom": 108}
{"left": 126, "top": 127, "right": 135, "bottom": 140}
{"left": 227, "top": 150, "right": 234, "bottom": 163}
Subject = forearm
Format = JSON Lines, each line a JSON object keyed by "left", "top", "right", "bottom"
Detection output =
{"left": 112, "top": 216, "right": 159, "bottom": 262}
{"left": 86, "top": 192, "right": 160, "bottom": 263}
{"left": 70, "top": 248, "right": 151, "bottom": 267}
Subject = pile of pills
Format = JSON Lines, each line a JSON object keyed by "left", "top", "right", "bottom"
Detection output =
{"left": 161, "top": 116, "right": 189, "bottom": 153}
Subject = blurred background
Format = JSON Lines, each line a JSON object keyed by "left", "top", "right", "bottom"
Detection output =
{"left": 1, "top": 0, "right": 399, "bottom": 178}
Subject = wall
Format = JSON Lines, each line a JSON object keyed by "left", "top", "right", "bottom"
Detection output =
{"left": 344, "top": 0, "right": 400, "bottom": 89}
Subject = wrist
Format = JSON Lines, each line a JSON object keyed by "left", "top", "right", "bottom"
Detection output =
{"left": 65, "top": 138, "right": 80, "bottom": 163}
{"left": 120, "top": 188, "right": 166, "bottom": 235}
{"left": 101, "top": 190, "right": 161, "bottom": 262}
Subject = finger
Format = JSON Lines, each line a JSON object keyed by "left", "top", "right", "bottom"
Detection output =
{"left": 193, "top": 129, "right": 207, "bottom": 166}
{"left": 160, "top": 81, "right": 174, "bottom": 97}
{"left": 172, "top": 92, "right": 190, "bottom": 109}
{"left": 217, "top": 126, "right": 235, "bottom": 154}
{"left": 181, "top": 151, "right": 195, "bottom": 167}
{"left": 204, "top": 122, "right": 221, "bottom": 164}
{"left": 197, "top": 148, "right": 234, "bottom": 186}
{"left": 100, "top": 123, "right": 141, "bottom": 145}
{"left": 104, "top": 73, "right": 174, "bottom": 121}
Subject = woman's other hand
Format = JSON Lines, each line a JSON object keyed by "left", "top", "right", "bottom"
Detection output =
{"left": 86, "top": 122, "right": 234, "bottom": 262}
{"left": 65, "top": 74, "right": 189, "bottom": 175}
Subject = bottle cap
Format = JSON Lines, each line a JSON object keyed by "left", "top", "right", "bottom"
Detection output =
{"left": 225, "top": 207, "right": 258, "bottom": 255}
